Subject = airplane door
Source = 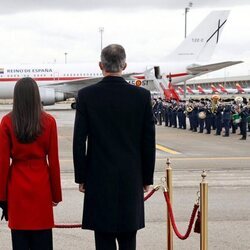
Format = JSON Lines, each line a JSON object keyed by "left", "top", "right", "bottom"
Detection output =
{"left": 54, "top": 72, "right": 59, "bottom": 81}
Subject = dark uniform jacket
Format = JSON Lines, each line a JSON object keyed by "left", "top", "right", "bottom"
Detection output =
{"left": 73, "top": 76, "right": 155, "bottom": 233}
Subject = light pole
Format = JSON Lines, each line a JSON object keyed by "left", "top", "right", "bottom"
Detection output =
{"left": 99, "top": 27, "right": 104, "bottom": 52}
{"left": 64, "top": 52, "right": 68, "bottom": 64}
{"left": 184, "top": 2, "right": 193, "bottom": 99}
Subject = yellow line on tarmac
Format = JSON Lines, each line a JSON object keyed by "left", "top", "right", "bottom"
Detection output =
{"left": 156, "top": 144, "right": 181, "bottom": 155}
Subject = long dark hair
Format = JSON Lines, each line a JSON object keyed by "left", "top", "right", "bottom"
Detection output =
{"left": 12, "top": 77, "right": 43, "bottom": 143}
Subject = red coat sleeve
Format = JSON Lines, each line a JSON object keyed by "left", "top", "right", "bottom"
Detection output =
{"left": 48, "top": 117, "right": 62, "bottom": 203}
{"left": 0, "top": 116, "right": 11, "bottom": 201}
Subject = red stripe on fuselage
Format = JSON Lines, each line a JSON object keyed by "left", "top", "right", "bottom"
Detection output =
{"left": 0, "top": 77, "right": 89, "bottom": 82}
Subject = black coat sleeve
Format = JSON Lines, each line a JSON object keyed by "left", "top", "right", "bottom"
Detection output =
{"left": 141, "top": 92, "right": 156, "bottom": 185}
{"left": 73, "top": 93, "right": 89, "bottom": 184}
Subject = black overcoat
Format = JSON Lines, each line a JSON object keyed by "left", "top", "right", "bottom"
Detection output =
{"left": 73, "top": 76, "right": 155, "bottom": 233}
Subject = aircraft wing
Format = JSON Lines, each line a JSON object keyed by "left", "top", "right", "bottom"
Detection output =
{"left": 187, "top": 61, "right": 243, "bottom": 74}
{"left": 42, "top": 72, "right": 140, "bottom": 95}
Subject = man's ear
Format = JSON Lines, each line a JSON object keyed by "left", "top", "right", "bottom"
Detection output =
{"left": 99, "top": 62, "right": 104, "bottom": 70}
{"left": 123, "top": 63, "right": 127, "bottom": 71}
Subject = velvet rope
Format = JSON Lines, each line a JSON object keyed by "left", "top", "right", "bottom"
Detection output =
{"left": 163, "top": 191, "right": 199, "bottom": 240}
{"left": 144, "top": 188, "right": 157, "bottom": 201}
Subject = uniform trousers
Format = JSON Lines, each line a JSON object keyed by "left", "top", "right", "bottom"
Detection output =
{"left": 94, "top": 231, "right": 137, "bottom": 250}
{"left": 11, "top": 229, "right": 53, "bottom": 250}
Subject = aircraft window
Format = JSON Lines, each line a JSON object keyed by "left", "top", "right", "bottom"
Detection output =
{"left": 67, "top": 74, "right": 69, "bottom": 76}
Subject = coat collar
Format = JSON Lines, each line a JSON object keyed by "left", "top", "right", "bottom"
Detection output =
{"left": 100, "top": 76, "right": 129, "bottom": 85}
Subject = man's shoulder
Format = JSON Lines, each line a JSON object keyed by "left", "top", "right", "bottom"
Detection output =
{"left": 78, "top": 82, "right": 102, "bottom": 96}
{"left": 78, "top": 78, "right": 150, "bottom": 98}
{"left": 127, "top": 84, "right": 151, "bottom": 98}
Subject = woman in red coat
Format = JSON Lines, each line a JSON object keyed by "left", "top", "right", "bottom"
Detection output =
{"left": 0, "top": 77, "right": 62, "bottom": 250}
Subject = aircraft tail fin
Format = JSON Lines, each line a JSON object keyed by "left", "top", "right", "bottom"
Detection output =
{"left": 167, "top": 10, "right": 230, "bottom": 62}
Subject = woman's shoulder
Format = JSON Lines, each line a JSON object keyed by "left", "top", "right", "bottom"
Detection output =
{"left": 41, "top": 112, "right": 56, "bottom": 123}
{"left": 0, "top": 112, "right": 12, "bottom": 125}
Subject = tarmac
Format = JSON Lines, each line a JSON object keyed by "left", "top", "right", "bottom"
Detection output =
{"left": 0, "top": 103, "right": 250, "bottom": 250}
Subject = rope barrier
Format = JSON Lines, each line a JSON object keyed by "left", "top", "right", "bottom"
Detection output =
{"left": 143, "top": 187, "right": 157, "bottom": 201}
{"left": 163, "top": 191, "right": 199, "bottom": 240}
{"left": 54, "top": 186, "right": 159, "bottom": 229}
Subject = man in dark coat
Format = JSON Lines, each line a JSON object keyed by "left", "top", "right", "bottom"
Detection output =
{"left": 73, "top": 44, "right": 155, "bottom": 250}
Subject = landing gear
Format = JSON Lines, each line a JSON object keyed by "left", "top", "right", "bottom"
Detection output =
{"left": 71, "top": 102, "right": 76, "bottom": 109}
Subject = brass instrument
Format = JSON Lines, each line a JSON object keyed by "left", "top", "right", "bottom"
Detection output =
{"left": 234, "top": 96, "right": 243, "bottom": 105}
{"left": 211, "top": 94, "right": 220, "bottom": 113}
{"left": 184, "top": 105, "right": 193, "bottom": 117}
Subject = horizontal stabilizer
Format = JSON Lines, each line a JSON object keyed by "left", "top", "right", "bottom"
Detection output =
{"left": 186, "top": 61, "right": 243, "bottom": 74}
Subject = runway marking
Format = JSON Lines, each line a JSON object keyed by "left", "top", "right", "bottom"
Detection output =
{"left": 159, "top": 156, "right": 250, "bottom": 161}
{"left": 156, "top": 144, "right": 181, "bottom": 155}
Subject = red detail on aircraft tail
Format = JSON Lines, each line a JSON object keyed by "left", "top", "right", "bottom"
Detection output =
{"left": 187, "top": 86, "right": 194, "bottom": 94}
{"left": 211, "top": 84, "right": 219, "bottom": 93}
{"left": 236, "top": 83, "right": 245, "bottom": 93}
{"left": 197, "top": 85, "right": 205, "bottom": 94}
{"left": 219, "top": 84, "right": 228, "bottom": 93}
{"left": 178, "top": 87, "right": 184, "bottom": 94}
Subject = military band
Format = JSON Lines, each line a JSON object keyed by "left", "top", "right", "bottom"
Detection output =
{"left": 152, "top": 95, "right": 250, "bottom": 140}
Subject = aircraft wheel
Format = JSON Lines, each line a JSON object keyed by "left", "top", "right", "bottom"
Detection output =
{"left": 71, "top": 102, "right": 76, "bottom": 109}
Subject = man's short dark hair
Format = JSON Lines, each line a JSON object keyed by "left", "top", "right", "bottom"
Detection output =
{"left": 101, "top": 44, "right": 126, "bottom": 73}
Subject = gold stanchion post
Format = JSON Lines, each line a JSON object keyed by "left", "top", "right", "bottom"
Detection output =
{"left": 166, "top": 158, "right": 173, "bottom": 250}
{"left": 200, "top": 170, "right": 208, "bottom": 250}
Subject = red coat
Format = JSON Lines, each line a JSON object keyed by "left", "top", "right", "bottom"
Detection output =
{"left": 0, "top": 112, "right": 62, "bottom": 230}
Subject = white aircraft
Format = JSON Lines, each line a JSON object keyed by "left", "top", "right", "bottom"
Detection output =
{"left": 0, "top": 10, "right": 242, "bottom": 108}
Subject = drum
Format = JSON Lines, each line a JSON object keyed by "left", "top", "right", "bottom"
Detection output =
{"left": 198, "top": 111, "right": 206, "bottom": 119}
{"left": 232, "top": 114, "right": 241, "bottom": 124}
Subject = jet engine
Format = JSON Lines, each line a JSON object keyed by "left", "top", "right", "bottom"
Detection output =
{"left": 39, "top": 88, "right": 66, "bottom": 106}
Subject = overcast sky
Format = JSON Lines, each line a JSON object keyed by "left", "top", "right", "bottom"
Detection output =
{"left": 0, "top": 0, "right": 250, "bottom": 78}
